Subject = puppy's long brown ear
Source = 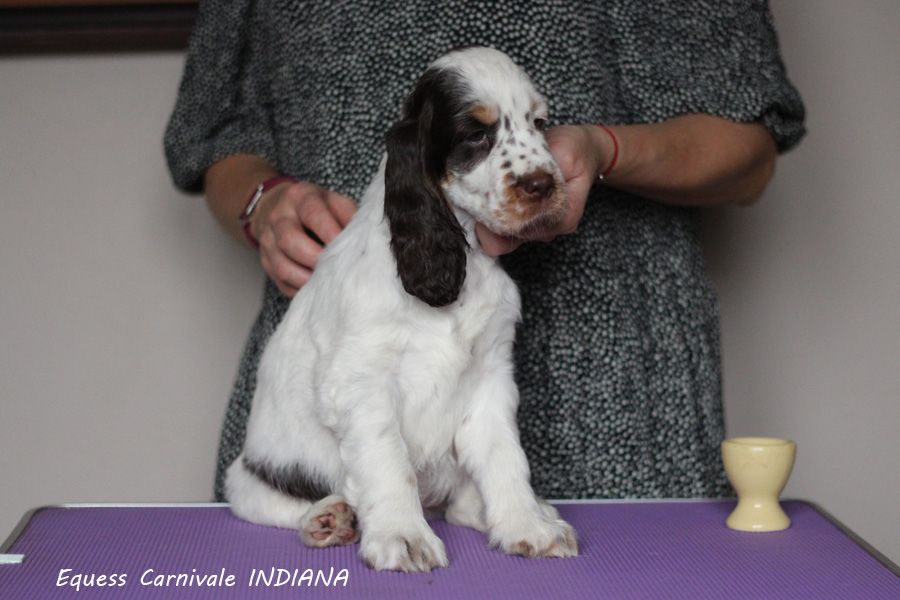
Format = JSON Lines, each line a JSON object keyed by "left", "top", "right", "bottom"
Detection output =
{"left": 384, "top": 75, "right": 467, "bottom": 307}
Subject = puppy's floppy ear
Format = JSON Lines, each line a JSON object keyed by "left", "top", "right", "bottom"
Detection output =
{"left": 384, "top": 73, "right": 467, "bottom": 307}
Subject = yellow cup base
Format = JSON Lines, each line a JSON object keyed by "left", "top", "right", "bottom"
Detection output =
{"left": 726, "top": 502, "right": 791, "bottom": 532}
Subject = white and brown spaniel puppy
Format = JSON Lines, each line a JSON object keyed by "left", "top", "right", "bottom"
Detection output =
{"left": 226, "top": 46, "right": 578, "bottom": 572}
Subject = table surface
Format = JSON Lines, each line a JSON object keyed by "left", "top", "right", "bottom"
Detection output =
{"left": 1, "top": 500, "right": 897, "bottom": 599}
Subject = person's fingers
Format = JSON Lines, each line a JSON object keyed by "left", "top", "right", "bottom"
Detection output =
{"left": 326, "top": 192, "right": 358, "bottom": 227}
{"left": 279, "top": 284, "right": 299, "bottom": 297}
{"left": 260, "top": 244, "right": 312, "bottom": 296}
{"left": 476, "top": 223, "right": 523, "bottom": 256}
{"left": 272, "top": 252, "right": 314, "bottom": 290}
{"left": 272, "top": 275, "right": 299, "bottom": 298}
{"left": 545, "top": 127, "right": 579, "bottom": 179}
{"left": 254, "top": 182, "right": 354, "bottom": 296}
{"left": 546, "top": 125, "right": 594, "bottom": 182}
{"left": 291, "top": 188, "right": 343, "bottom": 244}
{"left": 271, "top": 217, "right": 324, "bottom": 269}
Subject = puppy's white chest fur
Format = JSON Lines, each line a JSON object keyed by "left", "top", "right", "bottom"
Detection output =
{"left": 393, "top": 250, "right": 519, "bottom": 465}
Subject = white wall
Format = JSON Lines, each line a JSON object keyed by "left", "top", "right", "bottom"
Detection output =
{"left": 704, "top": 0, "right": 899, "bottom": 562}
{"left": 1, "top": 0, "right": 897, "bottom": 563}
{"left": 0, "top": 54, "right": 263, "bottom": 516}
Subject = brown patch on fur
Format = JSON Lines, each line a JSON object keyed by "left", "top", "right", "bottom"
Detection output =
{"left": 470, "top": 103, "right": 498, "bottom": 126}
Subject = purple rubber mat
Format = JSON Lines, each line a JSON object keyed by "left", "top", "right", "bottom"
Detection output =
{"left": 1, "top": 501, "right": 897, "bottom": 599}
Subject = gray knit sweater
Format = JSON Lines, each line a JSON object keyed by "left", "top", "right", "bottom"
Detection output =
{"left": 164, "top": 0, "right": 804, "bottom": 502}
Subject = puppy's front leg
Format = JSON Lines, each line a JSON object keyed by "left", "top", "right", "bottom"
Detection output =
{"left": 454, "top": 368, "right": 578, "bottom": 558}
{"left": 337, "top": 388, "right": 447, "bottom": 572}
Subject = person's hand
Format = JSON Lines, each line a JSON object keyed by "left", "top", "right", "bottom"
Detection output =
{"left": 252, "top": 181, "right": 357, "bottom": 297}
{"left": 476, "top": 124, "right": 614, "bottom": 256}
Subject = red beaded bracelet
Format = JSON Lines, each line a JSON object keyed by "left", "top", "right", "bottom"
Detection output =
{"left": 593, "top": 123, "right": 619, "bottom": 182}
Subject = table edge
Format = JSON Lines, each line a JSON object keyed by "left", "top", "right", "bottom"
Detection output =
{"left": 799, "top": 499, "right": 900, "bottom": 577}
{"left": 2, "top": 499, "right": 897, "bottom": 577}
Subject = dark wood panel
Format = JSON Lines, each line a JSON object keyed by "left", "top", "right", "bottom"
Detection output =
{"left": 0, "top": 2, "right": 197, "bottom": 54}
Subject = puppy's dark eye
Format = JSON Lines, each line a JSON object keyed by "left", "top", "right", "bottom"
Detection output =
{"left": 466, "top": 129, "right": 488, "bottom": 144}
{"left": 534, "top": 118, "right": 547, "bottom": 131}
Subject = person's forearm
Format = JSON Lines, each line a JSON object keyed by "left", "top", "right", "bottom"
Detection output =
{"left": 203, "top": 154, "right": 284, "bottom": 246}
{"left": 595, "top": 114, "right": 777, "bottom": 206}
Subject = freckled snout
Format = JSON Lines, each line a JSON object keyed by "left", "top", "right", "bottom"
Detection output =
{"left": 497, "top": 165, "right": 567, "bottom": 236}
{"left": 515, "top": 171, "right": 555, "bottom": 202}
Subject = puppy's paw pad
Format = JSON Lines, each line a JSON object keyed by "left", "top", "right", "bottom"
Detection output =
{"left": 299, "top": 497, "right": 359, "bottom": 548}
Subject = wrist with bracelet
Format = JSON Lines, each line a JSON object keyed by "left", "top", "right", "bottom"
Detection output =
{"left": 593, "top": 123, "right": 619, "bottom": 183}
{"left": 239, "top": 175, "right": 297, "bottom": 248}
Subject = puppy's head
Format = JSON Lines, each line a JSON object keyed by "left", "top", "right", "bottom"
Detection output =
{"left": 385, "top": 47, "right": 566, "bottom": 307}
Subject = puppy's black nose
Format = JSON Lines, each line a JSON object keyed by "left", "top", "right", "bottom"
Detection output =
{"left": 516, "top": 171, "right": 555, "bottom": 201}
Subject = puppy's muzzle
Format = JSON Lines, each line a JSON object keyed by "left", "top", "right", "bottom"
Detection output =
{"left": 515, "top": 170, "right": 555, "bottom": 202}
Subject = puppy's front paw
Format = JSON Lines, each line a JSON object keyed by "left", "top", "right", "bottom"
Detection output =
{"left": 360, "top": 524, "right": 448, "bottom": 572}
{"left": 492, "top": 513, "right": 579, "bottom": 558}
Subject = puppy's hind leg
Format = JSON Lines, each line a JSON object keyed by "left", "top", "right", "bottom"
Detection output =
{"left": 225, "top": 455, "right": 314, "bottom": 528}
{"left": 226, "top": 455, "right": 359, "bottom": 547}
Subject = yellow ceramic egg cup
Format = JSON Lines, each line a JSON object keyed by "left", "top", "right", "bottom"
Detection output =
{"left": 722, "top": 437, "right": 796, "bottom": 532}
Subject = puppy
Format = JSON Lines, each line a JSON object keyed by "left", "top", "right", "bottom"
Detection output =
{"left": 226, "top": 46, "right": 578, "bottom": 572}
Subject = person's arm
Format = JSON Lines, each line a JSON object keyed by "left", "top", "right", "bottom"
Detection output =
{"left": 165, "top": 2, "right": 355, "bottom": 297}
{"left": 477, "top": 114, "right": 777, "bottom": 255}
{"left": 204, "top": 154, "right": 356, "bottom": 297}
{"left": 204, "top": 153, "right": 282, "bottom": 245}
{"left": 474, "top": 1, "right": 806, "bottom": 254}
{"left": 585, "top": 115, "right": 777, "bottom": 207}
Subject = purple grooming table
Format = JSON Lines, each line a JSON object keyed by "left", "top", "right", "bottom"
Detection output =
{"left": 1, "top": 500, "right": 897, "bottom": 599}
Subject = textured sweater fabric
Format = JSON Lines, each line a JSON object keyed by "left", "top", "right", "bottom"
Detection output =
{"left": 164, "top": 0, "right": 805, "bottom": 502}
